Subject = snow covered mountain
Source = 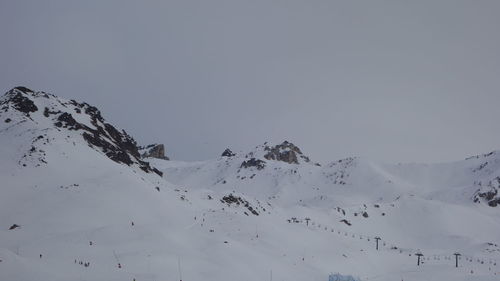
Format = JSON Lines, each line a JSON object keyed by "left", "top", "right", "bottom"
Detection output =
{"left": 1, "top": 87, "right": 499, "bottom": 281}
{"left": 0, "top": 86, "right": 161, "bottom": 175}
{"left": 151, "top": 140, "right": 500, "bottom": 279}
{"left": 154, "top": 140, "right": 500, "bottom": 208}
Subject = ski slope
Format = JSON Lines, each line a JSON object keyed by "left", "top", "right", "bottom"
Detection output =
{"left": 1, "top": 87, "right": 499, "bottom": 281}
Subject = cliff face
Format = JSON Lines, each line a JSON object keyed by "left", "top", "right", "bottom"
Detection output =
{"left": 140, "top": 143, "right": 169, "bottom": 160}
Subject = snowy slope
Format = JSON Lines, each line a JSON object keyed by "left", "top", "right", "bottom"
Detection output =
{"left": 151, "top": 142, "right": 500, "bottom": 280}
{"left": 1, "top": 87, "right": 499, "bottom": 281}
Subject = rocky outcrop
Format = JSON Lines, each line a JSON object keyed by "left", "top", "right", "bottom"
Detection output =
{"left": 263, "top": 141, "right": 310, "bottom": 164}
{"left": 1, "top": 87, "right": 162, "bottom": 176}
{"left": 240, "top": 158, "right": 266, "bottom": 170}
{"left": 9, "top": 224, "right": 20, "bottom": 230}
{"left": 221, "top": 194, "right": 260, "bottom": 216}
{"left": 140, "top": 144, "right": 169, "bottom": 160}
{"left": 221, "top": 148, "right": 236, "bottom": 157}
{"left": 0, "top": 87, "right": 38, "bottom": 116}
{"left": 473, "top": 177, "right": 500, "bottom": 207}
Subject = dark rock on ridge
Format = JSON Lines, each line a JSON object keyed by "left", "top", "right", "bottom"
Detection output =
{"left": 263, "top": 141, "right": 310, "bottom": 164}
{"left": 241, "top": 158, "right": 266, "bottom": 170}
{"left": 140, "top": 144, "right": 169, "bottom": 160}
{"left": 221, "top": 148, "right": 236, "bottom": 157}
{"left": 1, "top": 87, "right": 38, "bottom": 115}
{"left": 1, "top": 87, "right": 162, "bottom": 176}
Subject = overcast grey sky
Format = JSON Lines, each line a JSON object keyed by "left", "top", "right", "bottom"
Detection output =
{"left": 1, "top": 0, "right": 500, "bottom": 164}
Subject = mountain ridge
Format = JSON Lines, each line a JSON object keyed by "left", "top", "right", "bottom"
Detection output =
{"left": 1, "top": 87, "right": 499, "bottom": 281}
{"left": 1, "top": 86, "right": 162, "bottom": 176}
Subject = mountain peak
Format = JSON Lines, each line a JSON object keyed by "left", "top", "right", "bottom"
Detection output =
{"left": 1, "top": 86, "right": 39, "bottom": 116}
{"left": 262, "top": 140, "right": 310, "bottom": 164}
{"left": 1, "top": 87, "right": 162, "bottom": 176}
{"left": 221, "top": 148, "right": 236, "bottom": 157}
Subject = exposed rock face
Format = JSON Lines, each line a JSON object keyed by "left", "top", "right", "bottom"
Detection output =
{"left": 221, "top": 194, "right": 259, "bottom": 216}
{"left": 236, "top": 141, "right": 314, "bottom": 171}
{"left": 55, "top": 112, "right": 78, "bottom": 129}
{"left": 9, "top": 224, "right": 20, "bottom": 230}
{"left": 473, "top": 177, "right": 500, "bottom": 207}
{"left": 263, "top": 141, "right": 310, "bottom": 164}
{"left": 240, "top": 158, "right": 266, "bottom": 170}
{"left": 1, "top": 87, "right": 162, "bottom": 176}
{"left": 1, "top": 87, "right": 38, "bottom": 116}
{"left": 221, "top": 148, "right": 236, "bottom": 157}
{"left": 140, "top": 144, "right": 169, "bottom": 160}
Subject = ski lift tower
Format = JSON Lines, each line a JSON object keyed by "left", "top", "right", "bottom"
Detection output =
{"left": 416, "top": 252, "right": 424, "bottom": 266}
{"left": 454, "top": 252, "right": 461, "bottom": 268}
{"left": 374, "top": 237, "right": 381, "bottom": 250}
